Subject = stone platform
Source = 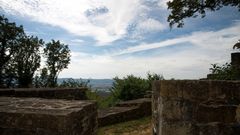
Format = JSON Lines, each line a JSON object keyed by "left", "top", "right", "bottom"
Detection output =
{"left": 0, "top": 97, "right": 97, "bottom": 135}
{"left": 0, "top": 88, "right": 87, "bottom": 100}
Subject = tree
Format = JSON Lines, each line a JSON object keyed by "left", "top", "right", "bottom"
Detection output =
{"left": 44, "top": 40, "right": 71, "bottom": 87}
{"left": 58, "top": 78, "right": 90, "bottom": 88}
{"left": 13, "top": 36, "right": 44, "bottom": 87}
{"left": 111, "top": 73, "right": 164, "bottom": 101}
{"left": 111, "top": 75, "right": 150, "bottom": 101}
{"left": 33, "top": 68, "right": 49, "bottom": 88}
{"left": 167, "top": 0, "right": 240, "bottom": 28}
{"left": 0, "top": 15, "right": 25, "bottom": 87}
{"left": 208, "top": 63, "right": 240, "bottom": 80}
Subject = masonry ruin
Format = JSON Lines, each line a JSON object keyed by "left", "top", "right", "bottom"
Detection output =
{"left": 152, "top": 52, "right": 240, "bottom": 135}
{"left": 152, "top": 80, "right": 240, "bottom": 135}
{"left": 0, "top": 88, "right": 97, "bottom": 135}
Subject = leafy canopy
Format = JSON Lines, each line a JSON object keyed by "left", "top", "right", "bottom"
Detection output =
{"left": 44, "top": 40, "right": 71, "bottom": 87}
{"left": 208, "top": 63, "right": 240, "bottom": 80}
{"left": 167, "top": 0, "right": 240, "bottom": 28}
{"left": 0, "top": 15, "right": 25, "bottom": 87}
{"left": 111, "top": 73, "right": 164, "bottom": 101}
{"left": 14, "top": 36, "right": 44, "bottom": 87}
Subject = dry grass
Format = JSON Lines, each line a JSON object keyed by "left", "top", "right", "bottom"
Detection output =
{"left": 98, "top": 116, "right": 151, "bottom": 135}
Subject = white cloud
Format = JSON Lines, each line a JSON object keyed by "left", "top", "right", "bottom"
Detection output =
{"left": 0, "top": 0, "right": 152, "bottom": 45}
{"left": 112, "top": 37, "right": 188, "bottom": 56}
{"left": 114, "top": 22, "right": 240, "bottom": 55}
{"left": 70, "top": 39, "right": 85, "bottom": 44}
{"left": 60, "top": 50, "right": 212, "bottom": 79}
{"left": 135, "top": 18, "right": 166, "bottom": 34}
{"left": 59, "top": 22, "right": 240, "bottom": 79}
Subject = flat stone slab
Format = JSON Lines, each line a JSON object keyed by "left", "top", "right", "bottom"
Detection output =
{"left": 98, "top": 98, "right": 152, "bottom": 127}
{"left": 116, "top": 98, "right": 151, "bottom": 107}
{"left": 0, "top": 97, "right": 97, "bottom": 135}
{"left": 0, "top": 88, "right": 87, "bottom": 100}
{"left": 98, "top": 106, "right": 139, "bottom": 127}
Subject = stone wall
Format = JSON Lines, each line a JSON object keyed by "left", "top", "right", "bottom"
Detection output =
{"left": 152, "top": 80, "right": 240, "bottom": 135}
{"left": 0, "top": 97, "right": 97, "bottom": 135}
{"left": 0, "top": 88, "right": 87, "bottom": 100}
{"left": 98, "top": 98, "right": 151, "bottom": 127}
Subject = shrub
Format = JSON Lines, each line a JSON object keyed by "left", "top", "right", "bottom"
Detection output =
{"left": 111, "top": 73, "right": 164, "bottom": 101}
{"left": 209, "top": 63, "right": 240, "bottom": 80}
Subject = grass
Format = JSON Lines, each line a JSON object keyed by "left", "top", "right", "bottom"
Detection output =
{"left": 86, "top": 90, "right": 119, "bottom": 109}
{"left": 97, "top": 116, "right": 152, "bottom": 135}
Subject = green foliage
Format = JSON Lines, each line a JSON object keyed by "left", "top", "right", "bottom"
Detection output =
{"left": 111, "top": 75, "right": 149, "bottom": 101}
{"left": 0, "top": 15, "right": 72, "bottom": 88}
{"left": 209, "top": 63, "right": 240, "bottom": 80}
{"left": 167, "top": 0, "right": 240, "bottom": 28}
{"left": 0, "top": 15, "right": 25, "bottom": 87}
{"left": 33, "top": 68, "right": 49, "bottom": 88}
{"left": 111, "top": 73, "right": 164, "bottom": 101}
{"left": 14, "top": 36, "right": 44, "bottom": 87}
{"left": 147, "top": 72, "right": 164, "bottom": 87}
{"left": 86, "top": 90, "right": 119, "bottom": 109}
{"left": 44, "top": 40, "right": 71, "bottom": 87}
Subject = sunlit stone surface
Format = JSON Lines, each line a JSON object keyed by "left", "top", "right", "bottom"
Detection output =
{"left": 0, "top": 97, "right": 97, "bottom": 135}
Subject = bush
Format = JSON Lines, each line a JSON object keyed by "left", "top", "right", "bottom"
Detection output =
{"left": 209, "top": 63, "right": 240, "bottom": 80}
{"left": 111, "top": 73, "right": 164, "bottom": 101}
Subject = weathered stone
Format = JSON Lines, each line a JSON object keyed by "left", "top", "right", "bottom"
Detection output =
{"left": 152, "top": 80, "right": 240, "bottom": 135}
{"left": 160, "top": 97, "right": 197, "bottom": 121}
{"left": 0, "top": 88, "right": 87, "bottom": 100}
{"left": 160, "top": 121, "right": 194, "bottom": 135}
{"left": 196, "top": 104, "right": 237, "bottom": 123}
{"left": 116, "top": 98, "right": 151, "bottom": 107}
{"left": 98, "top": 98, "right": 151, "bottom": 127}
{"left": 0, "top": 97, "right": 97, "bottom": 135}
{"left": 98, "top": 106, "right": 139, "bottom": 127}
{"left": 155, "top": 80, "right": 240, "bottom": 103}
{"left": 195, "top": 122, "right": 240, "bottom": 135}
{"left": 231, "top": 52, "right": 240, "bottom": 68}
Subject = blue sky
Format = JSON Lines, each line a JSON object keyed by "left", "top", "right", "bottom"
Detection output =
{"left": 0, "top": 0, "right": 240, "bottom": 79}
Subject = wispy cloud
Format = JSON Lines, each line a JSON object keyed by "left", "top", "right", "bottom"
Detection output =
{"left": 59, "top": 22, "right": 240, "bottom": 79}
{"left": 113, "top": 22, "right": 240, "bottom": 56}
{"left": 0, "top": 0, "right": 167, "bottom": 45}
{"left": 70, "top": 39, "right": 85, "bottom": 44}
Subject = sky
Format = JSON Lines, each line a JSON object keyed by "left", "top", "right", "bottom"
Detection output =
{"left": 0, "top": 0, "right": 240, "bottom": 79}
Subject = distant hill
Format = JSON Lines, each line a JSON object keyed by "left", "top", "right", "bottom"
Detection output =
{"left": 58, "top": 78, "right": 114, "bottom": 92}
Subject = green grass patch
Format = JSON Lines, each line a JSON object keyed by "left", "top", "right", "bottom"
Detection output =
{"left": 97, "top": 116, "right": 151, "bottom": 135}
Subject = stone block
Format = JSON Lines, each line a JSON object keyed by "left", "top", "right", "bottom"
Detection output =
{"left": 152, "top": 80, "right": 240, "bottom": 135}
{"left": 0, "top": 97, "right": 97, "bottom": 135}
{"left": 195, "top": 122, "right": 240, "bottom": 135}
{"left": 98, "top": 98, "right": 152, "bottom": 127}
{"left": 196, "top": 104, "right": 237, "bottom": 123}
{"left": 160, "top": 97, "right": 197, "bottom": 121}
{"left": 161, "top": 121, "right": 193, "bottom": 135}
{"left": 0, "top": 88, "right": 87, "bottom": 100}
{"left": 98, "top": 106, "right": 139, "bottom": 127}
